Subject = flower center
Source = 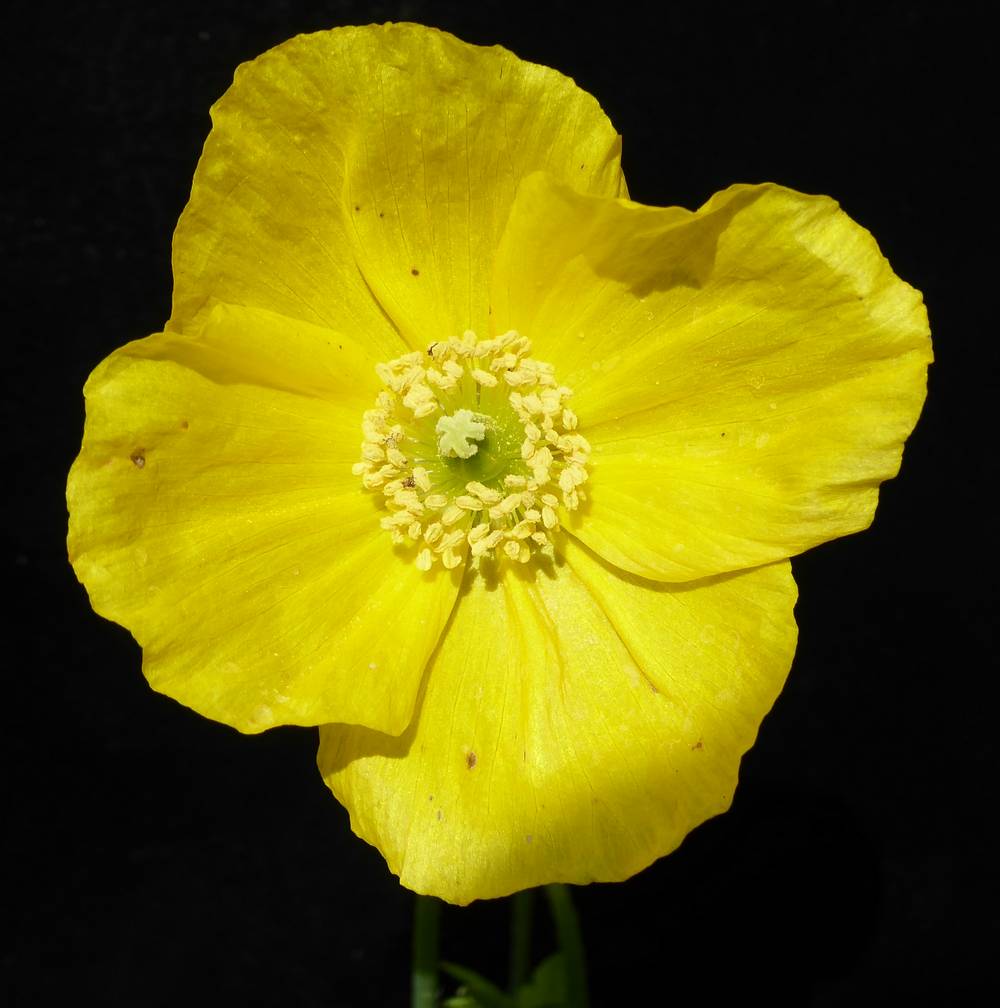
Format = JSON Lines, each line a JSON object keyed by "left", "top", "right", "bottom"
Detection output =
{"left": 435, "top": 409, "right": 487, "bottom": 459}
{"left": 353, "top": 330, "right": 590, "bottom": 571}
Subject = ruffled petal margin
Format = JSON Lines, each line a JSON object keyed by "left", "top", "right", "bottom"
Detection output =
{"left": 169, "top": 31, "right": 402, "bottom": 364}
{"left": 67, "top": 304, "right": 461, "bottom": 734}
{"left": 492, "top": 175, "right": 932, "bottom": 581}
{"left": 171, "top": 24, "right": 625, "bottom": 354}
{"left": 319, "top": 540, "right": 797, "bottom": 904}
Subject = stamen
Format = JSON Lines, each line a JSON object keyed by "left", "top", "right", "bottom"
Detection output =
{"left": 354, "top": 329, "right": 590, "bottom": 571}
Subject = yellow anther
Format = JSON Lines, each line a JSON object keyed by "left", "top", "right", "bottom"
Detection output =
{"left": 437, "top": 529, "right": 464, "bottom": 550}
{"left": 532, "top": 447, "right": 553, "bottom": 469}
{"left": 465, "top": 481, "right": 502, "bottom": 505}
{"left": 521, "top": 393, "right": 543, "bottom": 415}
{"left": 441, "top": 504, "right": 465, "bottom": 526}
{"left": 425, "top": 368, "right": 453, "bottom": 389}
{"left": 470, "top": 538, "right": 493, "bottom": 558}
{"left": 489, "top": 493, "right": 522, "bottom": 520}
{"left": 393, "top": 489, "right": 422, "bottom": 511}
{"left": 491, "top": 352, "right": 519, "bottom": 372}
{"left": 412, "top": 400, "right": 438, "bottom": 420}
{"left": 471, "top": 368, "right": 499, "bottom": 387}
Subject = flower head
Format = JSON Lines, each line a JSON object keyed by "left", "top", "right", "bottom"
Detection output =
{"left": 67, "top": 24, "right": 931, "bottom": 904}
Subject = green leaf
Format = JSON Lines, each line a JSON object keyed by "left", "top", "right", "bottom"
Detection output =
{"left": 441, "top": 962, "right": 516, "bottom": 1008}
{"left": 442, "top": 995, "right": 483, "bottom": 1008}
{"left": 515, "top": 953, "right": 567, "bottom": 1008}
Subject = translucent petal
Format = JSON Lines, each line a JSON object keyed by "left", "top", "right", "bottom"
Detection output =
{"left": 341, "top": 25, "right": 625, "bottom": 345}
{"left": 170, "top": 24, "right": 625, "bottom": 355}
{"left": 169, "top": 33, "right": 401, "bottom": 362}
{"left": 68, "top": 305, "right": 461, "bottom": 733}
{"left": 319, "top": 540, "right": 797, "bottom": 903}
{"left": 493, "top": 175, "right": 932, "bottom": 580}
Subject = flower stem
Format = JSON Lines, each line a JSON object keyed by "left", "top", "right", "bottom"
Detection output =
{"left": 544, "top": 884, "right": 588, "bottom": 1008}
{"left": 411, "top": 894, "right": 442, "bottom": 1008}
{"left": 508, "top": 889, "right": 534, "bottom": 993}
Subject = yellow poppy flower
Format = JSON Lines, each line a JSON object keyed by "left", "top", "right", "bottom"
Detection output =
{"left": 67, "top": 23, "right": 931, "bottom": 905}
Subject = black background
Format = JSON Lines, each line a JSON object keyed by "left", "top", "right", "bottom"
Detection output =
{"left": 4, "top": 1, "right": 992, "bottom": 1005}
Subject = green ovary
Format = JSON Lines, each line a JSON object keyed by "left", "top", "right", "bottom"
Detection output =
{"left": 427, "top": 401, "right": 529, "bottom": 497}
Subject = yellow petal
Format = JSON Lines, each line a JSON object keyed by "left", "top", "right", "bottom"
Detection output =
{"left": 493, "top": 175, "right": 932, "bottom": 580}
{"left": 340, "top": 25, "right": 626, "bottom": 346}
{"left": 171, "top": 25, "right": 624, "bottom": 355}
{"left": 168, "top": 28, "right": 401, "bottom": 362}
{"left": 68, "top": 304, "right": 460, "bottom": 734}
{"left": 319, "top": 539, "right": 797, "bottom": 904}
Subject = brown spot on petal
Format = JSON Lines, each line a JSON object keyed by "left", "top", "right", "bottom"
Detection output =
{"left": 691, "top": 739, "right": 703, "bottom": 751}
{"left": 410, "top": 267, "right": 420, "bottom": 276}
{"left": 465, "top": 751, "right": 477, "bottom": 770}
{"left": 130, "top": 450, "right": 145, "bottom": 469}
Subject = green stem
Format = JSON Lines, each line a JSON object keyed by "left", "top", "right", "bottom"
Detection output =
{"left": 508, "top": 889, "right": 535, "bottom": 994}
{"left": 412, "top": 894, "right": 442, "bottom": 1008}
{"left": 544, "top": 885, "right": 588, "bottom": 1008}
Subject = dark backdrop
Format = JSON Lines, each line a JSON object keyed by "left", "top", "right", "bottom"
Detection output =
{"left": 4, "top": 2, "right": 991, "bottom": 1005}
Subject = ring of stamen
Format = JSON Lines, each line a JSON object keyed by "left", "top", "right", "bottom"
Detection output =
{"left": 353, "top": 330, "right": 590, "bottom": 571}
